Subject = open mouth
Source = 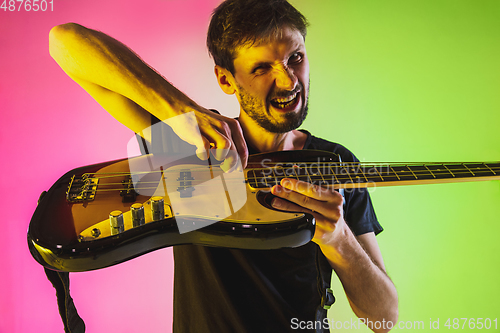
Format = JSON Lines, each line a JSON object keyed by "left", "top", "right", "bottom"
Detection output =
{"left": 270, "top": 91, "right": 299, "bottom": 110}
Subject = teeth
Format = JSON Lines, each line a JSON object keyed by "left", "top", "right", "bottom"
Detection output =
{"left": 273, "top": 92, "right": 298, "bottom": 104}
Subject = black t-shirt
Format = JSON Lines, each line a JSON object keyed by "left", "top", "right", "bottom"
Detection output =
{"left": 171, "top": 129, "right": 382, "bottom": 333}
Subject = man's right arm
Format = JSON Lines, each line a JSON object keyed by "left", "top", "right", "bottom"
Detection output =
{"left": 49, "top": 23, "right": 247, "bottom": 168}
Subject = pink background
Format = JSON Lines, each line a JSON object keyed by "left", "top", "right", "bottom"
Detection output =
{"left": 1, "top": 0, "right": 233, "bottom": 332}
{"left": 3, "top": 1, "right": 500, "bottom": 332}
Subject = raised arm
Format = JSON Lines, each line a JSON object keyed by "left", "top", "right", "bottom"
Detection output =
{"left": 49, "top": 23, "right": 247, "bottom": 168}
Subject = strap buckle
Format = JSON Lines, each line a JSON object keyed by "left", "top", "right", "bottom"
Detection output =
{"left": 321, "top": 288, "right": 335, "bottom": 310}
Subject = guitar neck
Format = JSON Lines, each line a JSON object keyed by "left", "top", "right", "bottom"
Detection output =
{"left": 246, "top": 161, "right": 500, "bottom": 189}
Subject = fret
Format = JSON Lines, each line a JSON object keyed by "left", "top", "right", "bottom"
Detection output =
{"left": 463, "top": 163, "right": 497, "bottom": 177}
{"left": 405, "top": 165, "right": 435, "bottom": 180}
{"left": 271, "top": 166, "right": 282, "bottom": 185}
{"left": 389, "top": 165, "right": 417, "bottom": 181}
{"left": 270, "top": 168, "right": 280, "bottom": 186}
{"left": 358, "top": 166, "right": 369, "bottom": 183}
{"left": 306, "top": 167, "right": 323, "bottom": 185}
{"left": 341, "top": 165, "right": 354, "bottom": 183}
{"left": 306, "top": 164, "right": 328, "bottom": 186}
{"left": 263, "top": 173, "right": 272, "bottom": 187}
{"left": 442, "top": 164, "right": 455, "bottom": 178}
{"left": 328, "top": 164, "right": 340, "bottom": 185}
{"left": 292, "top": 166, "right": 310, "bottom": 183}
{"left": 462, "top": 163, "right": 475, "bottom": 177}
{"left": 406, "top": 165, "right": 418, "bottom": 179}
{"left": 251, "top": 168, "right": 273, "bottom": 188}
{"left": 374, "top": 166, "right": 386, "bottom": 182}
{"left": 424, "top": 165, "right": 436, "bottom": 179}
{"left": 329, "top": 163, "right": 353, "bottom": 185}
{"left": 352, "top": 164, "right": 369, "bottom": 183}
{"left": 246, "top": 169, "right": 258, "bottom": 188}
{"left": 358, "top": 164, "right": 382, "bottom": 183}
{"left": 484, "top": 163, "right": 497, "bottom": 175}
{"left": 389, "top": 166, "right": 400, "bottom": 181}
{"left": 317, "top": 166, "right": 327, "bottom": 185}
{"left": 278, "top": 165, "right": 300, "bottom": 184}
{"left": 421, "top": 164, "right": 456, "bottom": 179}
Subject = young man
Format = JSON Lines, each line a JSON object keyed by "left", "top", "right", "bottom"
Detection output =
{"left": 49, "top": 0, "right": 398, "bottom": 332}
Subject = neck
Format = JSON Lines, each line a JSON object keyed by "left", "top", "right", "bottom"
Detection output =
{"left": 238, "top": 112, "right": 307, "bottom": 153}
{"left": 244, "top": 152, "right": 500, "bottom": 190}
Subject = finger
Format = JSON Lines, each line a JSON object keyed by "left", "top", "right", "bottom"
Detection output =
{"left": 209, "top": 132, "right": 232, "bottom": 161}
{"left": 198, "top": 117, "right": 233, "bottom": 161}
{"left": 271, "top": 182, "right": 325, "bottom": 211}
{"left": 195, "top": 138, "right": 211, "bottom": 160}
{"left": 206, "top": 137, "right": 237, "bottom": 173}
{"left": 164, "top": 111, "right": 212, "bottom": 160}
{"left": 219, "top": 149, "right": 242, "bottom": 173}
{"left": 270, "top": 196, "right": 308, "bottom": 213}
{"left": 280, "top": 178, "right": 341, "bottom": 203}
{"left": 272, "top": 183, "right": 343, "bottom": 219}
{"left": 270, "top": 184, "right": 322, "bottom": 213}
{"left": 229, "top": 121, "right": 248, "bottom": 169}
{"left": 211, "top": 119, "right": 248, "bottom": 171}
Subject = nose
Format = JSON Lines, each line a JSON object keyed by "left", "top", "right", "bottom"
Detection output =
{"left": 274, "top": 65, "right": 297, "bottom": 91}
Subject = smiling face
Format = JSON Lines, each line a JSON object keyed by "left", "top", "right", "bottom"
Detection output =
{"left": 231, "top": 27, "right": 310, "bottom": 133}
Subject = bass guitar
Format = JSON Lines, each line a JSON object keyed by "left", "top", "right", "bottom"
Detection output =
{"left": 28, "top": 150, "right": 500, "bottom": 272}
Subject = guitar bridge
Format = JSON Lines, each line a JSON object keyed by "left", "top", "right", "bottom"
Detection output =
{"left": 66, "top": 174, "right": 99, "bottom": 203}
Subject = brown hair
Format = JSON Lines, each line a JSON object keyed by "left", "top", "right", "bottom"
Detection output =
{"left": 207, "top": 0, "right": 308, "bottom": 74}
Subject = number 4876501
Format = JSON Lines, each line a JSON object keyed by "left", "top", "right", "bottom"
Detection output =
{"left": 444, "top": 318, "right": 498, "bottom": 330}
{"left": 1, "top": 0, "right": 54, "bottom": 11}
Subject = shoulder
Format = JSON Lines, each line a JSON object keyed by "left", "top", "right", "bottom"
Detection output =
{"left": 300, "top": 130, "right": 360, "bottom": 163}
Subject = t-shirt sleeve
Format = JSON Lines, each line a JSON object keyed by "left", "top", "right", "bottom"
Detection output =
{"left": 305, "top": 133, "right": 383, "bottom": 236}
{"left": 337, "top": 146, "right": 383, "bottom": 235}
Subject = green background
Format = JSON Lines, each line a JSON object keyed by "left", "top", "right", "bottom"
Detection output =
{"left": 294, "top": 0, "right": 500, "bottom": 330}
{"left": 2, "top": 0, "right": 497, "bottom": 331}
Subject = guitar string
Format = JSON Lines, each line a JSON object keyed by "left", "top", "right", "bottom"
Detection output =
{"left": 81, "top": 162, "right": 500, "bottom": 179}
{"left": 81, "top": 166, "right": 500, "bottom": 186}
{"left": 81, "top": 164, "right": 500, "bottom": 182}
{"left": 85, "top": 161, "right": 500, "bottom": 173}
{"left": 71, "top": 165, "right": 500, "bottom": 194}
{"left": 80, "top": 164, "right": 500, "bottom": 184}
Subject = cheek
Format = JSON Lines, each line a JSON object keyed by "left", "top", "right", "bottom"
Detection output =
{"left": 247, "top": 79, "right": 273, "bottom": 98}
{"left": 297, "top": 59, "right": 310, "bottom": 84}
{"left": 296, "top": 67, "right": 309, "bottom": 84}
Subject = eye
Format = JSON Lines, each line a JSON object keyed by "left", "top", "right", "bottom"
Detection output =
{"left": 289, "top": 52, "right": 303, "bottom": 65}
{"left": 252, "top": 64, "right": 270, "bottom": 74}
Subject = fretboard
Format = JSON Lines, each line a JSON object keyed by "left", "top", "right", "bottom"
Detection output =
{"left": 246, "top": 162, "right": 500, "bottom": 189}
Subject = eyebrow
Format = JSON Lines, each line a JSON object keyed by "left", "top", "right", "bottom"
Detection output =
{"left": 249, "top": 46, "right": 305, "bottom": 71}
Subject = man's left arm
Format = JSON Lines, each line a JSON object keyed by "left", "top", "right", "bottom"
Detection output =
{"left": 271, "top": 179, "right": 398, "bottom": 333}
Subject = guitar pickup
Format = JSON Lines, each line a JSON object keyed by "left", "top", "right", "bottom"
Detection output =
{"left": 177, "top": 170, "right": 195, "bottom": 198}
{"left": 120, "top": 176, "right": 138, "bottom": 203}
{"left": 66, "top": 174, "right": 99, "bottom": 203}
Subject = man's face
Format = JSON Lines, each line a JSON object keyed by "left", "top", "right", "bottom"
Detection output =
{"left": 232, "top": 27, "right": 310, "bottom": 133}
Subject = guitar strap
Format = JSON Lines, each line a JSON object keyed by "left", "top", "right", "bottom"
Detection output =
{"left": 313, "top": 156, "right": 346, "bottom": 333}
{"left": 36, "top": 189, "right": 85, "bottom": 333}
{"left": 44, "top": 268, "right": 85, "bottom": 333}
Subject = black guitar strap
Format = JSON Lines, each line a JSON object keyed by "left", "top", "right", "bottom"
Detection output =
{"left": 314, "top": 246, "right": 336, "bottom": 333}
{"left": 44, "top": 268, "right": 85, "bottom": 333}
{"left": 314, "top": 154, "right": 345, "bottom": 333}
{"left": 35, "top": 189, "right": 85, "bottom": 333}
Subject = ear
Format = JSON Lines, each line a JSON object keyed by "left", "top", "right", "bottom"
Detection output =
{"left": 214, "top": 65, "right": 237, "bottom": 95}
